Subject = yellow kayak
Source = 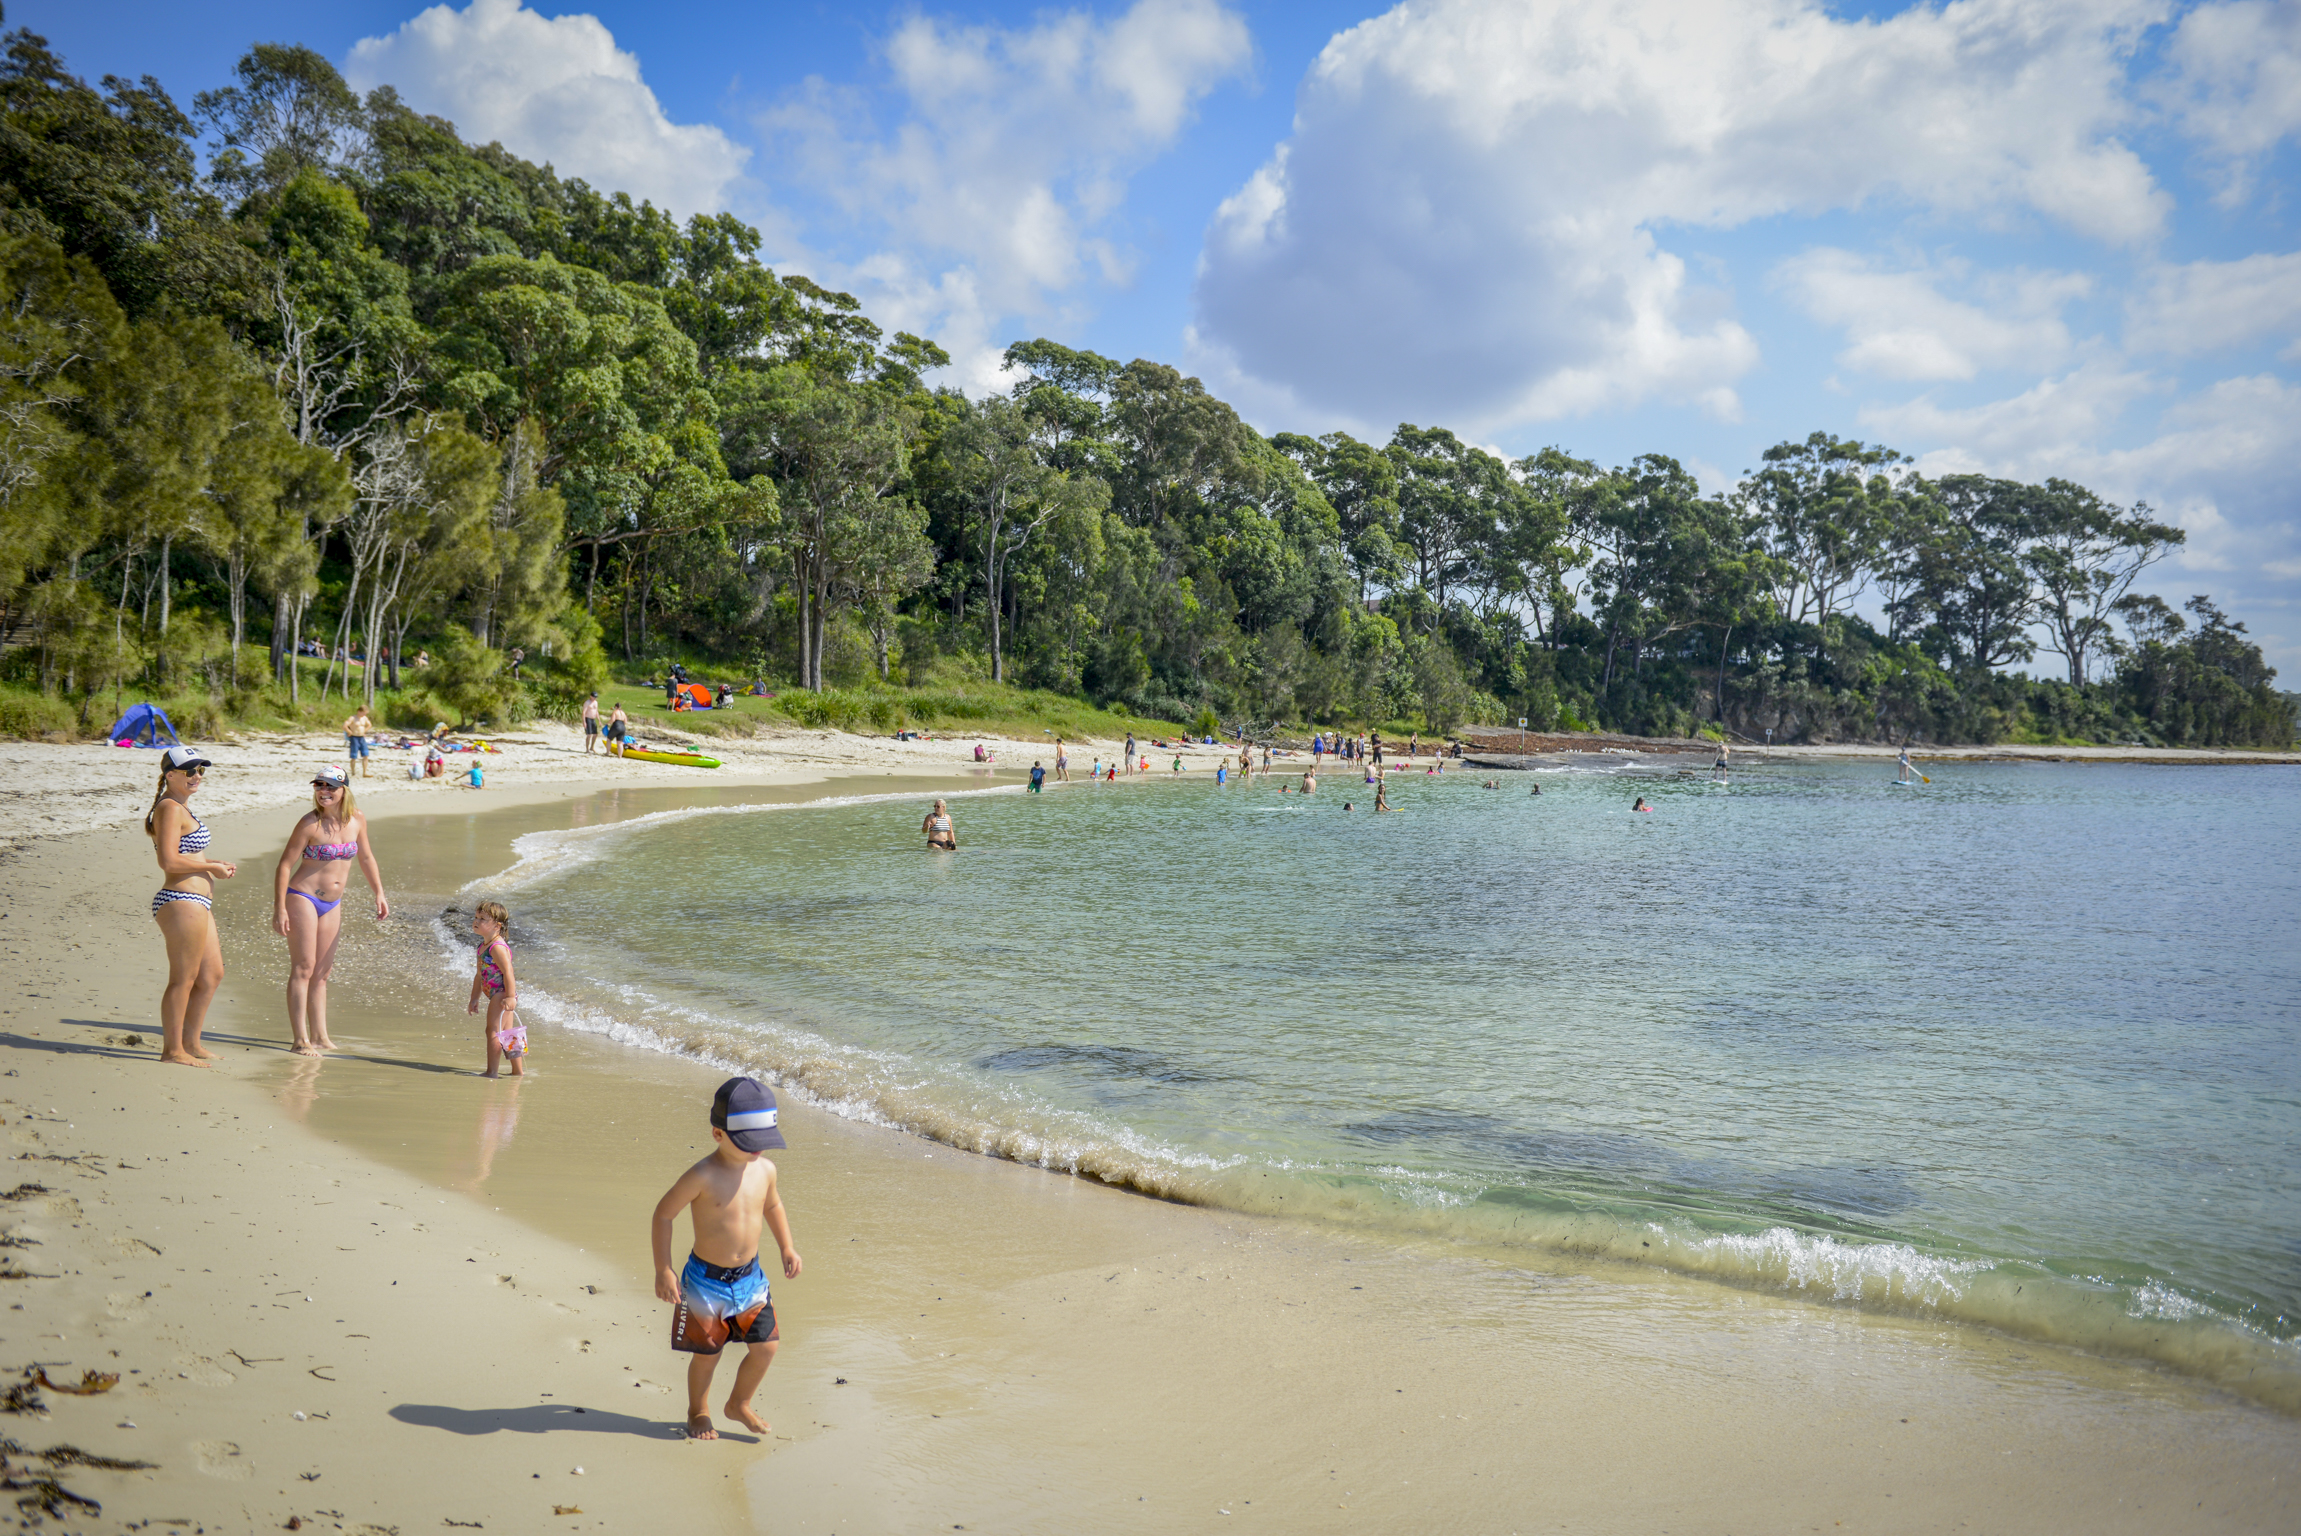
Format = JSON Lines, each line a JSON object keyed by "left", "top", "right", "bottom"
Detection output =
{"left": 618, "top": 746, "right": 721, "bottom": 768}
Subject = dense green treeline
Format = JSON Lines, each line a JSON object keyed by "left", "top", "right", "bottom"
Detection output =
{"left": 0, "top": 26, "right": 2290, "bottom": 748}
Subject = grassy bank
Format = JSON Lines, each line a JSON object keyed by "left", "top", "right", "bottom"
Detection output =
{"left": 0, "top": 667, "right": 1192, "bottom": 748}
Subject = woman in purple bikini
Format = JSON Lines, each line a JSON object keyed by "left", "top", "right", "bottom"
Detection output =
{"left": 271, "top": 763, "right": 389, "bottom": 1056}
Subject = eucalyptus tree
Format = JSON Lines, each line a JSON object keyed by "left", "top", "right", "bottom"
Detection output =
{"left": 1386, "top": 424, "right": 1515, "bottom": 615}
{"left": 1899, "top": 475, "right": 2038, "bottom": 673}
{"left": 1739, "top": 432, "right": 1905, "bottom": 629}
{"left": 1273, "top": 429, "right": 1400, "bottom": 604}
{"left": 2019, "top": 481, "right": 2184, "bottom": 685}
{"left": 195, "top": 44, "right": 366, "bottom": 205}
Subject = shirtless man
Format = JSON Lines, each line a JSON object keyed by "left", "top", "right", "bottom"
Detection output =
{"left": 651, "top": 1078, "right": 803, "bottom": 1440}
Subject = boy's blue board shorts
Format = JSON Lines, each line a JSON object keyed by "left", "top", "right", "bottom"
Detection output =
{"left": 672, "top": 1253, "right": 778, "bottom": 1355}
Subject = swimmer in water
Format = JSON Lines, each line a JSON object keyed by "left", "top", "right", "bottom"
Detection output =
{"left": 1633, "top": 796, "right": 1652, "bottom": 812}
{"left": 922, "top": 799, "right": 956, "bottom": 850}
{"left": 1530, "top": 782, "right": 1542, "bottom": 796}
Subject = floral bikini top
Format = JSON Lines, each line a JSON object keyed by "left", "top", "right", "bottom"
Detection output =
{"left": 477, "top": 936, "right": 511, "bottom": 995}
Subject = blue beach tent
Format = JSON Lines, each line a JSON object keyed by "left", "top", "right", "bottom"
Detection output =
{"left": 105, "top": 702, "right": 181, "bottom": 748}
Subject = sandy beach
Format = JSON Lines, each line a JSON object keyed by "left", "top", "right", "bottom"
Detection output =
{"left": 0, "top": 731, "right": 2296, "bottom": 1532}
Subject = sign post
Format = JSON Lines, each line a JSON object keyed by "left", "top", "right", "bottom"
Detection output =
{"left": 1518, "top": 717, "right": 1528, "bottom": 756}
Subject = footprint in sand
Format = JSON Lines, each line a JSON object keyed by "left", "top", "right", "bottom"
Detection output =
{"left": 174, "top": 1354, "right": 236, "bottom": 1387}
{"left": 193, "top": 1439, "right": 252, "bottom": 1480}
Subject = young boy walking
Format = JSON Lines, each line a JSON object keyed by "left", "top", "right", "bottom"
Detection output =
{"left": 651, "top": 1078, "right": 803, "bottom": 1440}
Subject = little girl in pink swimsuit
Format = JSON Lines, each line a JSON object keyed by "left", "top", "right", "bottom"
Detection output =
{"left": 466, "top": 900, "right": 525, "bottom": 1077}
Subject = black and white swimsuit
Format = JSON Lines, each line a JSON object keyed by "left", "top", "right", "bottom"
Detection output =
{"left": 152, "top": 814, "right": 213, "bottom": 914}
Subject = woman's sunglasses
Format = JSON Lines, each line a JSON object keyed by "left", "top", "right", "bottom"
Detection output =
{"left": 312, "top": 781, "right": 343, "bottom": 791}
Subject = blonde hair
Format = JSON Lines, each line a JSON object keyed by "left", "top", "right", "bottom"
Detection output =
{"left": 475, "top": 900, "right": 509, "bottom": 929}
{"left": 143, "top": 766, "right": 172, "bottom": 836}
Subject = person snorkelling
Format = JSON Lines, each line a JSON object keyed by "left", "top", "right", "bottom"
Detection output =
{"left": 147, "top": 746, "right": 236, "bottom": 1066}
{"left": 272, "top": 763, "right": 389, "bottom": 1056}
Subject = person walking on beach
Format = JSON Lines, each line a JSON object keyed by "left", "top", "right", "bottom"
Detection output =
{"left": 147, "top": 745, "right": 235, "bottom": 1067}
{"left": 606, "top": 703, "right": 629, "bottom": 757}
{"left": 1055, "top": 740, "right": 1069, "bottom": 781}
{"left": 1029, "top": 761, "right": 1047, "bottom": 793}
{"left": 466, "top": 900, "right": 523, "bottom": 1077}
{"left": 923, "top": 800, "right": 956, "bottom": 850}
{"left": 1124, "top": 732, "right": 1136, "bottom": 771}
{"left": 343, "top": 705, "right": 374, "bottom": 778}
{"left": 652, "top": 1077, "right": 801, "bottom": 1441}
{"left": 272, "top": 764, "right": 388, "bottom": 1057}
{"left": 582, "top": 692, "right": 600, "bottom": 754}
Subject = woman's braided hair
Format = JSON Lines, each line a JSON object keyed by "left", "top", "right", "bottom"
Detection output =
{"left": 143, "top": 766, "right": 174, "bottom": 837}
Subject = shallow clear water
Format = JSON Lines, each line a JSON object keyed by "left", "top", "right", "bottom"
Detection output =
{"left": 470, "top": 758, "right": 2301, "bottom": 1406}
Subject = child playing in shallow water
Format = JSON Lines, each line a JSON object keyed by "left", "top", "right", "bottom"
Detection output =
{"left": 466, "top": 900, "right": 524, "bottom": 1076}
{"left": 652, "top": 1077, "right": 802, "bottom": 1441}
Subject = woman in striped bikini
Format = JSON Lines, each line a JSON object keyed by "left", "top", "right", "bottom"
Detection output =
{"left": 271, "top": 763, "right": 390, "bottom": 1056}
{"left": 147, "top": 746, "right": 237, "bottom": 1067}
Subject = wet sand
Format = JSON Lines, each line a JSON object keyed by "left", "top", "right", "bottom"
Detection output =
{"left": 0, "top": 767, "right": 2295, "bottom": 1531}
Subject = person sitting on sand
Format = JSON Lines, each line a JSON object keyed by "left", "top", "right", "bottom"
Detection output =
{"left": 652, "top": 1077, "right": 801, "bottom": 1442}
{"left": 923, "top": 800, "right": 957, "bottom": 850}
{"left": 147, "top": 746, "right": 236, "bottom": 1067}
{"left": 272, "top": 763, "right": 388, "bottom": 1057}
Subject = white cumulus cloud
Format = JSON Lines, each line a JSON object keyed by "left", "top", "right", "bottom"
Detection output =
{"left": 759, "top": 0, "right": 1251, "bottom": 387}
{"left": 345, "top": 0, "right": 749, "bottom": 218}
{"left": 2122, "top": 251, "right": 2301, "bottom": 356}
{"left": 1192, "top": 0, "right": 2168, "bottom": 433}
{"left": 2155, "top": 0, "right": 2301, "bottom": 205}
{"left": 1778, "top": 250, "right": 2093, "bottom": 382}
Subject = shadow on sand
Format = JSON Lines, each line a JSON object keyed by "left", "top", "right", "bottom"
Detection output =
{"left": 388, "top": 1401, "right": 735, "bottom": 1441}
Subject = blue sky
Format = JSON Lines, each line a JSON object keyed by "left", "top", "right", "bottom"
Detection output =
{"left": 22, "top": 0, "right": 2301, "bottom": 672}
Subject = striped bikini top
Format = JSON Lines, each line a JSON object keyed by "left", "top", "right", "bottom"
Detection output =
{"left": 176, "top": 814, "right": 210, "bottom": 856}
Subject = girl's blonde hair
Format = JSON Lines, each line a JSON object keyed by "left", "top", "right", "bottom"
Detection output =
{"left": 314, "top": 781, "right": 357, "bottom": 823}
{"left": 475, "top": 900, "right": 509, "bottom": 929}
{"left": 143, "top": 766, "right": 172, "bottom": 836}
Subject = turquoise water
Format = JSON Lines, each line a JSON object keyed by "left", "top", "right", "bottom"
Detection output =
{"left": 467, "top": 759, "right": 2301, "bottom": 1406}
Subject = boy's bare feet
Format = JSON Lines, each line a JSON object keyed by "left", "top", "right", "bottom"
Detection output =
{"left": 686, "top": 1413, "right": 717, "bottom": 1441}
{"left": 159, "top": 1050, "right": 209, "bottom": 1068}
{"left": 724, "top": 1401, "right": 769, "bottom": 1434}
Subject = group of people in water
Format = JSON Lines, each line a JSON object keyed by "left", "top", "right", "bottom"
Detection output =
{"left": 142, "top": 745, "right": 517, "bottom": 1074}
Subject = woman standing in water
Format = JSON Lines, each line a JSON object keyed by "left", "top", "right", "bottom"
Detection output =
{"left": 272, "top": 764, "right": 389, "bottom": 1056}
{"left": 922, "top": 799, "right": 957, "bottom": 850}
{"left": 147, "top": 746, "right": 236, "bottom": 1066}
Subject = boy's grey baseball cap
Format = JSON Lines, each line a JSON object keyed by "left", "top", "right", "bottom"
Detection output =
{"left": 711, "top": 1077, "right": 786, "bottom": 1151}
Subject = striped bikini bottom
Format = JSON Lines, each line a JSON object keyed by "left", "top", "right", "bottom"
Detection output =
{"left": 151, "top": 889, "right": 213, "bottom": 915}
